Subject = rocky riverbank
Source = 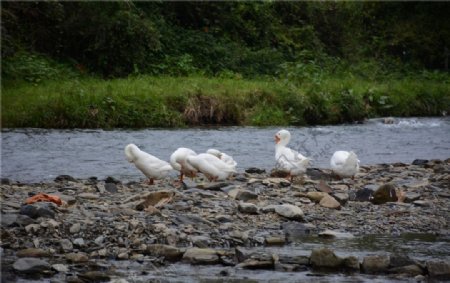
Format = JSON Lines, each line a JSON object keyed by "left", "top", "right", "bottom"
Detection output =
{"left": 1, "top": 159, "right": 449, "bottom": 282}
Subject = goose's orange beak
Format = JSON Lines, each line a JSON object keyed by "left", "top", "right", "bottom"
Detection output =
{"left": 275, "top": 135, "right": 280, "bottom": 144}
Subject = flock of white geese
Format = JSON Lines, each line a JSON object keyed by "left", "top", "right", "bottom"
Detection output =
{"left": 125, "top": 129, "right": 360, "bottom": 185}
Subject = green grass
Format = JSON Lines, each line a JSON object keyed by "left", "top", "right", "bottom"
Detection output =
{"left": 2, "top": 74, "right": 449, "bottom": 128}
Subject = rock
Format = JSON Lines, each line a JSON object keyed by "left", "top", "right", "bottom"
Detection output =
{"left": 236, "top": 259, "right": 273, "bottom": 269}
{"left": 135, "top": 191, "right": 175, "bottom": 210}
{"left": 343, "top": 256, "right": 360, "bottom": 270}
{"left": 69, "top": 223, "right": 81, "bottom": 234}
{"left": 426, "top": 260, "right": 450, "bottom": 279}
{"left": 197, "top": 182, "right": 229, "bottom": 191}
{"left": 306, "top": 191, "right": 327, "bottom": 202}
{"left": 73, "top": 238, "right": 85, "bottom": 247}
{"left": 16, "top": 248, "right": 51, "bottom": 258}
{"left": 77, "top": 193, "right": 100, "bottom": 199}
{"left": 105, "top": 176, "right": 121, "bottom": 184}
{"left": 306, "top": 168, "right": 329, "bottom": 180}
{"left": 238, "top": 202, "right": 258, "bottom": 214}
{"left": 55, "top": 175, "right": 77, "bottom": 182}
{"left": 52, "top": 264, "right": 69, "bottom": 273}
{"left": 25, "top": 224, "right": 41, "bottom": 233}
{"left": 388, "top": 264, "right": 423, "bottom": 276}
{"left": 260, "top": 204, "right": 277, "bottom": 213}
{"left": 412, "top": 159, "right": 428, "bottom": 166}
{"left": 319, "top": 194, "right": 341, "bottom": 209}
{"left": 1, "top": 214, "right": 19, "bottom": 227}
{"left": 146, "top": 244, "right": 183, "bottom": 261}
{"left": 215, "top": 214, "right": 233, "bottom": 223}
{"left": 362, "top": 255, "right": 390, "bottom": 273}
{"left": 316, "top": 180, "right": 332, "bottom": 193}
{"left": 105, "top": 182, "right": 118, "bottom": 193}
{"left": 262, "top": 177, "right": 290, "bottom": 187}
{"left": 78, "top": 271, "right": 110, "bottom": 282}
{"left": 269, "top": 169, "right": 289, "bottom": 178}
{"left": 403, "top": 192, "right": 421, "bottom": 203}
{"left": 191, "top": 235, "right": 211, "bottom": 248}
{"left": 228, "top": 189, "right": 258, "bottom": 202}
{"left": 117, "top": 251, "right": 129, "bottom": 260}
{"left": 282, "top": 222, "right": 315, "bottom": 241}
{"left": 1, "top": 178, "right": 11, "bottom": 185}
{"left": 265, "top": 236, "right": 285, "bottom": 246}
{"left": 318, "top": 229, "right": 354, "bottom": 239}
{"left": 331, "top": 192, "right": 349, "bottom": 205}
{"left": 246, "top": 168, "right": 266, "bottom": 174}
{"left": 94, "top": 235, "right": 105, "bottom": 245}
{"left": 13, "top": 257, "right": 51, "bottom": 274}
{"left": 60, "top": 239, "right": 73, "bottom": 252}
{"left": 310, "top": 248, "right": 343, "bottom": 269}
{"left": 183, "top": 248, "right": 219, "bottom": 265}
{"left": 20, "top": 203, "right": 56, "bottom": 219}
{"left": 371, "top": 184, "right": 398, "bottom": 204}
{"left": 65, "top": 252, "right": 88, "bottom": 263}
{"left": 350, "top": 188, "right": 374, "bottom": 202}
{"left": 389, "top": 254, "right": 416, "bottom": 268}
{"left": 413, "top": 200, "right": 431, "bottom": 207}
{"left": 274, "top": 204, "right": 304, "bottom": 220}
{"left": 235, "top": 247, "right": 272, "bottom": 262}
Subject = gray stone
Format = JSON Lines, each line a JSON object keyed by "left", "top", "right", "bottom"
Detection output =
{"left": 183, "top": 248, "right": 219, "bottom": 264}
{"left": 197, "top": 182, "right": 229, "bottom": 191}
{"left": 310, "top": 248, "right": 343, "bottom": 269}
{"left": 146, "top": 244, "right": 183, "bottom": 261}
{"left": 343, "top": 256, "right": 360, "bottom": 270}
{"left": 319, "top": 194, "right": 341, "bottom": 209}
{"left": 73, "top": 238, "right": 85, "bottom": 247}
{"left": 388, "top": 264, "right": 423, "bottom": 276}
{"left": 236, "top": 259, "right": 273, "bottom": 269}
{"left": 282, "top": 222, "right": 315, "bottom": 241}
{"left": 69, "top": 223, "right": 81, "bottom": 234}
{"left": 332, "top": 192, "right": 349, "bottom": 205}
{"left": 274, "top": 204, "right": 304, "bottom": 220}
{"left": 362, "top": 255, "right": 390, "bottom": 273}
{"left": 78, "top": 193, "right": 100, "bottom": 199}
{"left": 105, "top": 182, "right": 118, "bottom": 193}
{"left": 20, "top": 203, "right": 55, "bottom": 219}
{"left": 52, "top": 263, "right": 69, "bottom": 273}
{"left": 65, "top": 252, "right": 88, "bottom": 263}
{"left": 229, "top": 189, "right": 258, "bottom": 202}
{"left": 404, "top": 192, "right": 421, "bottom": 203}
{"left": 60, "top": 239, "right": 73, "bottom": 252}
{"left": 238, "top": 202, "right": 258, "bottom": 214}
{"left": 55, "top": 175, "right": 76, "bottom": 182}
{"left": 427, "top": 260, "right": 450, "bottom": 279}
{"left": 13, "top": 257, "right": 51, "bottom": 274}
{"left": 260, "top": 204, "right": 277, "bottom": 213}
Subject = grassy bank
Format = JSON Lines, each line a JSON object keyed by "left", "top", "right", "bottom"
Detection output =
{"left": 2, "top": 74, "right": 450, "bottom": 128}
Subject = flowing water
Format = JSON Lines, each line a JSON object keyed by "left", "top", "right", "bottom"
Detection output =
{"left": 1, "top": 117, "right": 449, "bottom": 183}
{"left": 2, "top": 117, "right": 450, "bottom": 282}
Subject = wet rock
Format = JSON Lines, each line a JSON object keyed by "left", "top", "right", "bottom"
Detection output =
{"left": 117, "top": 251, "right": 129, "bottom": 260}
{"left": 265, "top": 236, "right": 285, "bottom": 246}
{"left": 236, "top": 259, "right": 273, "bottom": 269}
{"left": 389, "top": 254, "right": 417, "bottom": 268}
{"left": 13, "top": 257, "right": 51, "bottom": 274}
{"left": 331, "top": 192, "right": 349, "bottom": 205}
{"left": 183, "top": 248, "right": 219, "bottom": 265}
{"left": 318, "top": 230, "right": 354, "bottom": 239}
{"left": 426, "top": 260, "right": 450, "bottom": 279}
{"left": 306, "top": 191, "right": 327, "bottom": 202}
{"left": 319, "top": 194, "right": 341, "bottom": 209}
{"left": 350, "top": 188, "right": 374, "bottom": 202}
{"left": 69, "top": 223, "right": 81, "bottom": 234}
{"left": 343, "top": 256, "right": 360, "bottom": 270}
{"left": 371, "top": 184, "right": 398, "bottom": 204}
{"left": 412, "top": 159, "right": 428, "bottom": 166}
{"left": 246, "top": 168, "right": 266, "bottom": 174}
{"left": 362, "top": 255, "right": 390, "bottom": 273}
{"left": 146, "top": 244, "right": 183, "bottom": 261}
{"left": 20, "top": 203, "right": 56, "bottom": 219}
{"left": 388, "top": 264, "right": 423, "bottom": 276}
{"left": 16, "top": 248, "right": 51, "bottom": 258}
{"left": 65, "top": 252, "right": 88, "bottom": 263}
{"left": 228, "top": 189, "right": 258, "bottom": 202}
{"left": 274, "top": 204, "right": 304, "bottom": 220}
{"left": 78, "top": 271, "right": 110, "bottom": 282}
{"left": 282, "top": 222, "right": 315, "bottom": 240}
{"left": 105, "top": 182, "right": 118, "bottom": 193}
{"left": 278, "top": 253, "right": 310, "bottom": 265}
{"left": 235, "top": 247, "right": 272, "bottom": 262}
{"left": 105, "top": 176, "right": 121, "bottom": 184}
{"left": 310, "top": 248, "right": 343, "bottom": 269}
{"left": 55, "top": 175, "right": 76, "bottom": 182}
{"left": 238, "top": 202, "right": 258, "bottom": 214}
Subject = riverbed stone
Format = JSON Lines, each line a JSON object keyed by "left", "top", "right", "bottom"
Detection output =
{"left": 282, "top": 222, "right": 315, "bottom": 241}
{"left": 20, "top": 203, "right": 55, "bottom": 219}
{"left": 318, "top": 229, "right": 354, "bottom": 239}
{"left": 310, "top": 248, "right": 343, "bottom": 269}
{"left": 238, "top": 202, "right": 258, "bottom": 214}
{"left": 146, "top": 244, "right": 183, "bottom": 261}
{"left": 105, "top": 182, "right": 118, "bottom": 193}
{"left": 183, "top": 248, "right": 219, "bottom": 265}
{"left": 362, "top": 255, "right": 390, "bottom": 273}
{"left": 69, "top": 223, "right": 81, "bottom": 234}
{"left": 16, "top": 248, "right": 51, "bottom": 258}
{"left": 13, "top": 257, "right": 51, "bottom": 274}
{"left": 388, "top": 264, "right": 423, "bottom": 276}
{"left": 343, "top": 256, "right": 360, "bottom": 270}
{"left": 52, "top": 264, "right": 69, "bottom": 273}
{"left": 60, "top": 239, "right": 73, "bottom": 252}
{"left": 274, "top": 204, "right": 304, "bottom": 220}
{"left": 404, "top": 192, "right": 421, "bottom": 203}
{"left": 229, "top": 189, "right": 258, "bottom": 202}
{"left": 426, "top": 260, "right": 450, "bottom": 279}
{"left": 332, "top": 192, "right": 349, "bottom": 205}
{"left": 306, "top": 191, "right": 327, "bottom": 202}
{"left": 65, "top": 252, "right": 88, "bottom": 263}
{"left": 319, "top": 194, "right": 341, "bottom": 209}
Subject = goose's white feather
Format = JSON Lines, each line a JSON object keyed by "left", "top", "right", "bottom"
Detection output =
{"left": 330, "top": 150, "right": 359, "bottom": 178}
{"left": 124, "top": 144, "right": 172, "bottom": 180}
{"left": 206, "top": 148, "right": 237, "bottom": 169}
{"left": 275, "top": 129, "right": 311, "bottom": 176}
{"left": 186, "top": 153, "right": 236, "bottom": 181}
{"left": 170, "top": 147, "right": 198, "bottom": 178}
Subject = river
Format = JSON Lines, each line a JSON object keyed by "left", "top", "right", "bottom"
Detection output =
{"left": 1, "top": 117, "right": 449, "bottom": 183}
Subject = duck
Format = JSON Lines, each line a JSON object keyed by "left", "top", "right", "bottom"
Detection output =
{"left": 206, "top": 148, "right": 237, "bottom": 169}
{"left": 274, "top": 129, "right": 311, "bottom": 182}
{"left": 124, "top": 144, "right": 173, "bottom": 185}
{"left": 330, "top": 150, "right": 360, "bottom": 179}
{"left": 170, "top": 147, "right": 198, "bottom": 182}
{"left": 186, "top": 153, "right": 236, "bottom": 181}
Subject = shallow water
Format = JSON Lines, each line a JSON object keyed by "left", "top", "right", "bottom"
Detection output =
{"left": 1, "top": 117, "right": 449, "bottom": 183}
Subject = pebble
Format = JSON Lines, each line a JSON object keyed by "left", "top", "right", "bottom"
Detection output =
{"left": 274, "top": 204, "right": 304, "bottom": 220}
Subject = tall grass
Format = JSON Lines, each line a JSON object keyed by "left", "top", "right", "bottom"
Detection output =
{"left": 2, "top": 74, "right": 449, "bottom": 128}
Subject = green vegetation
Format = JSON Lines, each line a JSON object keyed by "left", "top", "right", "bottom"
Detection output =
{"left": 1, "top": 2, "right": 449, "bottom": 128}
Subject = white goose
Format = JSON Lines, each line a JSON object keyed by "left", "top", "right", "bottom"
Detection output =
{"left": 275, "top": 129, "right": 311, "bottom": 181}
{"left": 186, "top": 153, "right": 236, "bottom": 181}
{"left": 124, "top": 144, "right": 173, "bottom": 185}
{"left": 330, "top": 151, "right": 360, "bottom": 179}
{"left": 206, "top": 148, "right": 237, "bottom": 170}
{"left": 170, "top": 147, "right": 198, "bottom": 182}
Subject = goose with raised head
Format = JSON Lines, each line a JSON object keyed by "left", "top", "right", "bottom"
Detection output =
{"left": 124, "top": 144, "right": 172, "bottom": 185}
{"left": 274, "top": 129, "right": 311, "bottom": 182}
{"left": 186, "top": 153, "right": 236, "bottom": 181}
{"left": 206, "top": 148, "right": 237, "bottom": 169}
{"left": 330, "top": 151, "right": 359, "bottom": 179}
{"left": 170, "top": 147, "right": 198, "bottom": 182}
